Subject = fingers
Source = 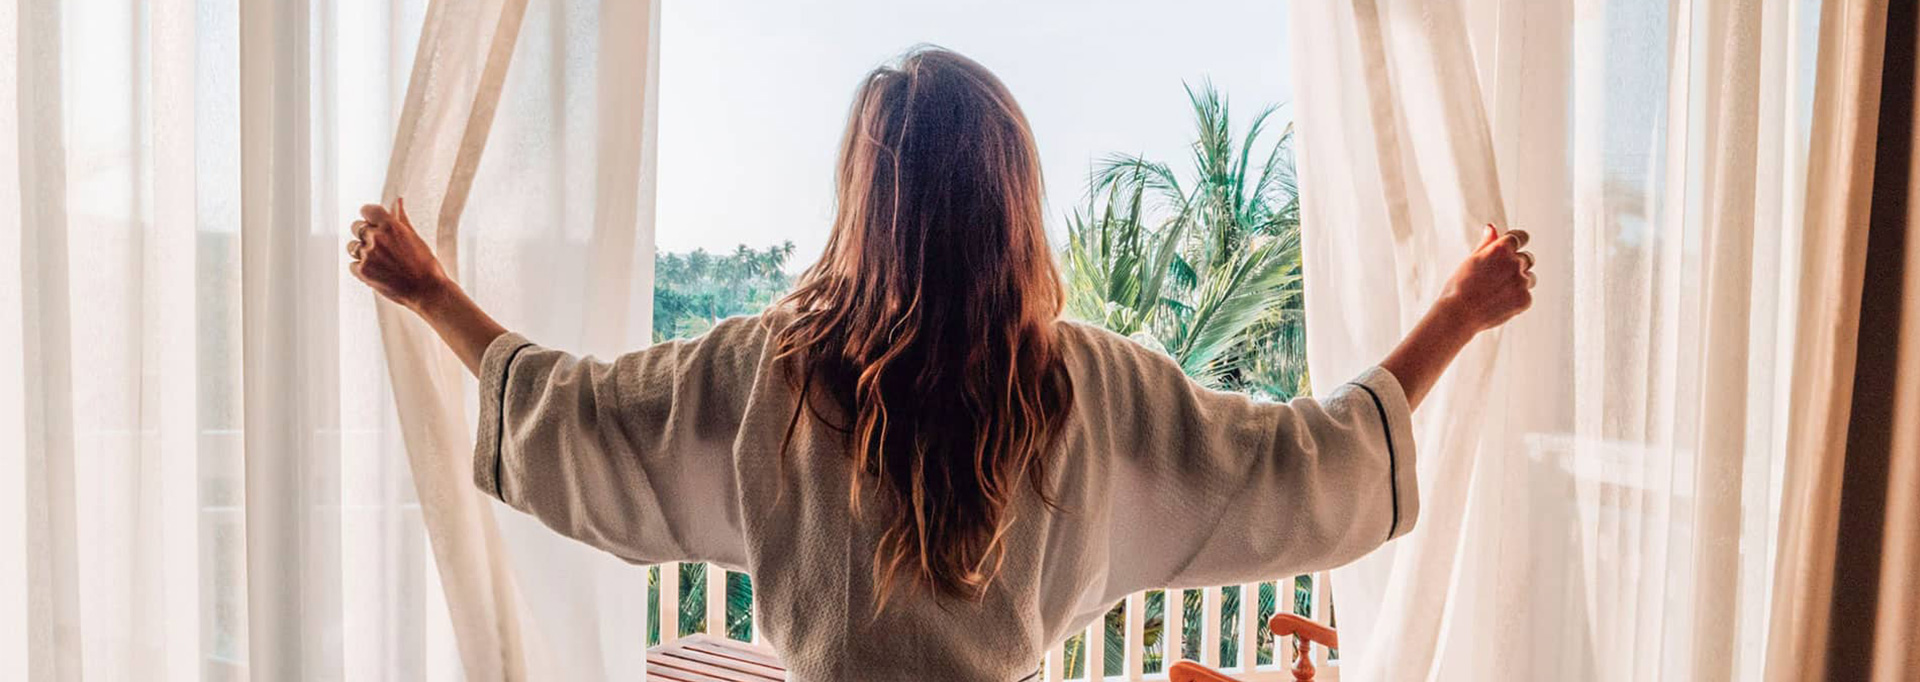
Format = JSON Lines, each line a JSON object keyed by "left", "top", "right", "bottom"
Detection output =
{"left": 360, "top": 203, "right": 393, "bottom": 225}
{"left": 1518, "top": 250, "right": 1536, "bottom": 271}
{"left": 347, "top": 239, "right": 365, "bottom": 261}
{"left": 1480, "top": 226, "right": 1530, "bottom": 252}
{"left": 1524, "top": 270, "right": 1538, "bottom": 290}
{"left": 394, "top": 196, "right": 410, "bottom": 225}
{"left": 352, "top": 219, "right": 372, "bottom": 241}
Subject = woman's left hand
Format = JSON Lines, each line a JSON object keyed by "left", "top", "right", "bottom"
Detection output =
{"left": 347, "top": 198, "right": 451, "bottom": 310}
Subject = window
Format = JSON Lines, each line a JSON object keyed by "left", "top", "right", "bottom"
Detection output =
{"left": 654, "top": 1, "right": 1308, "bottom": 675}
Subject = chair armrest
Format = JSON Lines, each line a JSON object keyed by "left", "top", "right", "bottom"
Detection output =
{"left": 1169, "top": 660, "right": 1244, "bottom": 682}
{"left": 1269, "top": 613, "right": 1338, "bottom": 649}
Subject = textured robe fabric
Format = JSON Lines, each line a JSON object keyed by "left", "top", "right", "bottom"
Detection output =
{"left": 473, "top": 308, "right": 1418, "bottom": 681}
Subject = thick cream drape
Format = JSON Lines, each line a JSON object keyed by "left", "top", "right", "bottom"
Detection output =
{"left": 1292, "top": 0, "right": 1824, "bottom": 679}
{"left": 1762, "top": 0, "right": 1886, "bottom": 678}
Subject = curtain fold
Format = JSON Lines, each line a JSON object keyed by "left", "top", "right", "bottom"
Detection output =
{"left": 1293, "top": 0, "right": 1824, "bottom": 678}
{"left": 471, "top": 1, "right": 662, "bottom": 677}
{"left": 373, "top": 0, "right": 664, "bottom": 679}
{"left": 12, "top": 0, "right": 84, "bottom": 677}
{"left": 372, "top": 1, "right": 534, "bottom": 679}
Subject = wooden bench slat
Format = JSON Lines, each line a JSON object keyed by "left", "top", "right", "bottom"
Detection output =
{"left": 648, "top": 634, "right": 788, "bottom": 681}
{"left": 641, "top": 655, "right": 737, "bottom": 682}
{"left": 684, "top": 636, "right": 786, "bottom": 670}
{"left": 661, "top": 649, "right": 784, "bottom": 680}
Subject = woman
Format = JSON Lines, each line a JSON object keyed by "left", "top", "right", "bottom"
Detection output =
{"left": 346, "top": 48, "right": 1533, "bottom": 680}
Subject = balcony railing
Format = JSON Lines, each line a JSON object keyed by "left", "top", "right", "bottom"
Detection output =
{"left": 650, "top": 564, "right": 1340, "bottom": 681}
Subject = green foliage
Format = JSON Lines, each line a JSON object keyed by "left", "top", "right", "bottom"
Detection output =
{"left": 653, "top": 242, "right": 798, "bottom": 342}
{"left": 1063, "top": 82, "right": 1309, "bottom": 401}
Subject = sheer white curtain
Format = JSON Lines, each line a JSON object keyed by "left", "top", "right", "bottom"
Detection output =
{"left": 1292, "top": 0, "right": 1820, "bottom": 679}
{"left": 2, "top": 0, "right": 656, "bottom": 679}
{"left": 382, "top": 0, "right": 662, "bottom": 679}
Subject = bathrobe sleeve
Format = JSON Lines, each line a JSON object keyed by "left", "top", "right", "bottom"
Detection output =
{"left": 472, "top": 316, "right": 768, "bottom": 569}
{"left": 1073, "top": 327, "right": 1419, "bottom": 592}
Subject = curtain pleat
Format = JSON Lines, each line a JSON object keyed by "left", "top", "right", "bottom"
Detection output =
{"left": 15, "top": 0, "right": 82, "bottom": 679}
{"left": 1689, "top": 0, "right": 1764, "bottom": 676}
{"left": 147, "top": 1, "right": 204, "bottom": 678}
{"left": 238, "top": 1, "right": 344, "bottom": 678}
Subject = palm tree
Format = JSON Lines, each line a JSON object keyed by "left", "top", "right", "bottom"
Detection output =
{"left": 1058, "top": 82, "right": 1309, "bottom": 674}
{"left": 1063, "top": 81, "right": 1308, "bottom": 402}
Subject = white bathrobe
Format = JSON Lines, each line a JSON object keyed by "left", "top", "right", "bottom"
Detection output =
{"left": 473, "top": 308, "right": 1417, "bottom": 681}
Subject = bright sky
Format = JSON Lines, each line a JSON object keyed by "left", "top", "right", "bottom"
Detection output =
{"left": 655, "top": 0, "right": 1294, "bottom": 267}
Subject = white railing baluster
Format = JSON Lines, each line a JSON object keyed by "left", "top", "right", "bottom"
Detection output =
{"left": 1045, "top": 637, "right": 1065, "bottom": 681}
{"left": 1087, "top": 618, "right": 1107, "bottom": 681}
{"left": 707, "top": 562, "right": 727, "bottom": 637}
{"left": 1202, "top": 587, "right": 1223, "bottom": 668}
{"left": 1167, "top": 587, "right": 1186, "bottom": 665}
{"left": 1278, "top": 575, "right": 1299, "bottom": 671}
{"left": 1239, "top": 582, "right": 1259, "bottom": 670}
{"left": 659, "top": 563, "right": 682, "bottom": 646}
{"left": 1313, "top": 572, "right": 1332, "bottom": 670}
{"left": 1125, "top": 593, "right": 1145, "bottom": 679}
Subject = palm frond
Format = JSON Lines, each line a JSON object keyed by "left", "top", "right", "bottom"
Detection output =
{"left": 1173, "top": 238, "right": 1296, "bottom": 382}
{"left": 1063, "top": 82, "right": 1309, "bottom": 402}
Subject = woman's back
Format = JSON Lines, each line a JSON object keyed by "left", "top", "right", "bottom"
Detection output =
{"left": 350, "top": 43, "right": 1534, "bottom": 682}
{"left": 473, "top": 309, "right": 1415, "bottom": 680}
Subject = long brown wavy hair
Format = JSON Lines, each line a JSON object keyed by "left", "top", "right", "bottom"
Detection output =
{"left": 773, "top": 47, "right": 1074, "bottom": 608}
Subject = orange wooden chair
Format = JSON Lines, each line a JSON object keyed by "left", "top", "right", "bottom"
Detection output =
{"left": 1168, "top": 613, "right": 1338, "bottom": 682}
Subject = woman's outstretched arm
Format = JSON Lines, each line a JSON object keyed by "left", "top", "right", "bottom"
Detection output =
{"left": 346, "top": 199, "right": 752, "bottom": 567}
{"left": 1100, "top": 224, "right": 1536, "bottom": 592}
{"left": 1379, "top": 224, "right": 1536, "bottom": 409}
{"left": 346, "top": 198, "right": 504, "bottom": 376}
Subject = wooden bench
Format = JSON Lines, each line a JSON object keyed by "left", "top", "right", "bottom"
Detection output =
{"left": 645, "top": 634, "right": 787, "bottom": 681}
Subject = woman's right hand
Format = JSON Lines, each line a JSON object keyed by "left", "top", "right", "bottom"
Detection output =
{"left": 1378, "top": 224, "right": 1537, "bottom": 410}
{"left": 1434, "top": 224, "right": 1536, "bottom": 332}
